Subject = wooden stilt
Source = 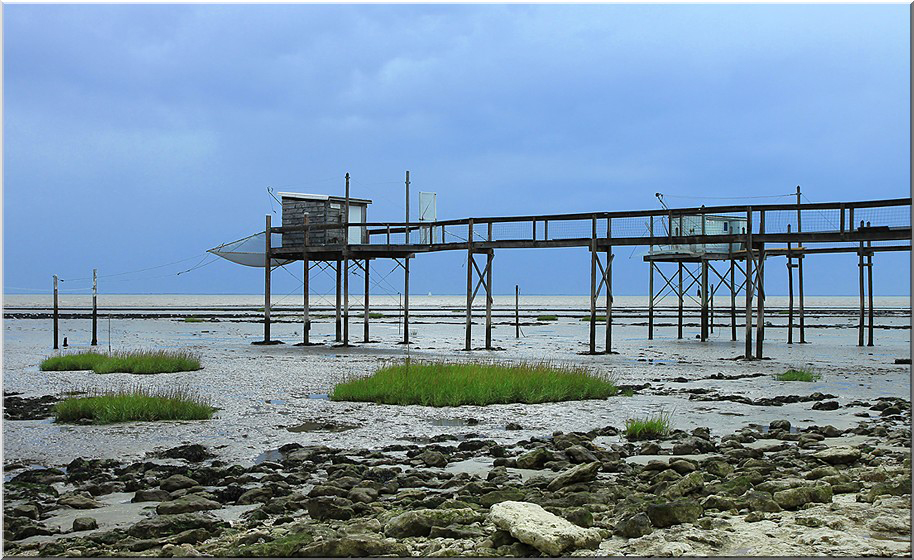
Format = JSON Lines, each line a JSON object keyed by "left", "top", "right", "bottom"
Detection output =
{"left": 787, "top": 225, "right": 794, "bottom": 345}
{"left": 755, "top": 211, "right": 766, "bottom": 359}
{"left": 677, "top": 262, "right": 684, "bottom": 339}
{"left": 515, "top": 285, "right": 520, "bottom": 338}
{"left": 303, "top": 216, "right": 310, "bottom": 345}
{"left": 485, "top": 251, "right": 493, "bottom": 350}
{"left": 729, "top": 257, "right": 737, "bottom": 341}
{"left": 465, "top": 220, "right": 474, "bottom": 351}
{"left": 744, "top": 209, "right": 754, "bottom": 359}
{"left": 867, "top": 223, "right": 874, "bottom": 347}
{"left": 364, "top": 259, "right": 370, "bottom": 343}
{"left": 606, "top": 218, "right": 613, "bottom": 354}
{"left": 700, "top": 260, "right": 709, "bottom": 341}
{"left": 403, "top": 257, "right": 410, "bottom": 345}
{"left": 91, "top": 268, "right": 98, "bottom": 346}
{"left": 589, "top": 217, "right": 597, "bottom": 353}
{"left": 710, "top": 284, "right": 715, "bottom": 334}
{"left": 335, "top": 258, "right": 342, "bottom": 342}
{"left": 53, "top": 275, "right": 59, "bottom": 350}
{"left": 797, "top": 186, "right": 806, "bottom": 343}
{"left": 648, "top": 217, "right": 654, "bottom": 340}
{"left": 858, "top": 220, "right": 865, "bottom": 347}
{"left": 264, "top": 214, "right": 272, "bottom": 343}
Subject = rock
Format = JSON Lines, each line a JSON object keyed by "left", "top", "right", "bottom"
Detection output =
{"left": 481, "top": 488, "right": 526, "bottom": 507}
{"left": 669, "top": 459, "right": 697, "bottom": 475}
{"left": 127, "top": 513, "right": 223, "bottom": 539}
{"left": 429, "top": 524, "right": 488, "bottom": 539}
{"left": 769, "top": 420, "right": 791, "bottom": 431}
{"left": 664, "top": 471, "right": 704, "bottom": 499}
{"left": 11, "top": 504, "right": 40, "bottom": 520}
{"left": 868, "top": 515, "right": 911, "bottom": 535}
{"left": 639, "top": 442, "right": 662, "bottom": 455}
{"left": 772, "top": 484, "right": 832, "bottom": 510}
{"left": 158, "top": 444, "right": 214, "bottom": 463}
{"left": 72, "top": 517, "right": 98, "bottom": 532}
{"left": 308, "top": 484, "right": 348, "bottom": 498}
{"left": 162, "top": 543, "right": 203, "bottom": 557}
{"left": 417, "top": 450, "right": 448, "bottom": 468}
{"left": 384, "top": 508, "right": 481, "bottom": 538}
{"left": 615, "top": 512, "right": 653, "bottom": 538}
{"left": 4, "top": 517, "right": 53, "bottom": 541}
{"left": 547, "top": 461, "right": 601, "bottom": 491}
{"left": 645, "top": 499, "right": 703, "bottom": 528}
{"left": 744, "top": 490, "right": 782, "bottom": 513}
{"left": 160, "top": 474, "right": 198, "bottom": 492}
{"left": 813, "top": 447, "right": 862, "bottom": 465}
{"left": 701, "top": 495, "right": 738, "bottom": 511}
{"left": 306, "top": 496, "right": 353, "bottom": 521}
{"left": 702, "top": 460, "right": 733, "bottom": 479}
{"left": 488, "top": 501, "right": 602, "bottom": 556}
{"left": 58, "top": 493, "right": 103, "bottom": 509}
{"left": 299, "top": 536, "right": 410, "bottom": 557}
{"left": 347, "top": 487, "right": 379, "bottom": 504}
{"left": 812, "top": 401, "right": 840, "bottom": 411}
{"left": 565, "top": 445, "right": 598, "bottom": 464}
{"left": 236, "top": 487, "right": 272, "bottom": 505}
{"left": 861, "top": 478, "right": 911, "bottom": 503}
{"left": 516, "top": 447, "right": 553, "bottom": 469}
{"left": 132, "top": 489, "right": 172, "bottom": 503}
{"left": 505, "top": 422, "right": 523, "bottom": 430}
{"left": 156, "top": 494, "right": 222, "bottom": 515}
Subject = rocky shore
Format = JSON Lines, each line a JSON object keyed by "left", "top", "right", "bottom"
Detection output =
{"left": 3, "top": 396, "right": 910, "bottom": 558}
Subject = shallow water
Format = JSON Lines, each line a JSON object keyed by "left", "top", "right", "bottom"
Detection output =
{"left": 3, "top": 295, "right": 910, "bottom": 467}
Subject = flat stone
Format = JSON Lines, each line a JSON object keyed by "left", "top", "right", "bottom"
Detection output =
{"left": 58, "top": 493, "right": 103, "bottom": 509}
{"left": 547, "top": 461, "right": 601, "bottom": 491}
{"left": 813, "top": 447, "right": 862, "bottom": 465}
{"left": 156, "top": 494, "right": 223, "bottom": 515}
{"left": 384, "top": 508, "right": 481, "bottom": 538}
{"left": 646, "top": 499, "right": 703, "bottom": 528}
{"left": 72, "top": 517, "right": 98, "bottom": 532}
{"left": 160, "top": 475, "right": 198, "bottom": 493}
{"left": 488, "top": 501, "right": 602, "bottom": 556}
{"left": 132, "top": 489, "right": 172, "bottom": 503}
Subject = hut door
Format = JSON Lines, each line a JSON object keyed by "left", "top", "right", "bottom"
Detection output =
{"left": 348, "top": 206, "right": 364, "bottom": 244}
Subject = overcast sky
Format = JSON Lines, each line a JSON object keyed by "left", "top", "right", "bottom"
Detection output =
{"left": 3, "top": 4, "right": 910, "bottom": 298}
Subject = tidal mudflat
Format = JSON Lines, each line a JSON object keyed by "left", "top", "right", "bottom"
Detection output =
{"left": 3, "top": 297, "right": 911, "bottom": 556}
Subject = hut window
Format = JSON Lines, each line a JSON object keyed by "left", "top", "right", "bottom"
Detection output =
{"left": 723, "top": 222, "right": 728, "bottom": 231}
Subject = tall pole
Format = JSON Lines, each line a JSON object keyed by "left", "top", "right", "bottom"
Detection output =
{"left": 403, "top": 257, "right": 410, "bottom": 345}
{"left": 677, "top": 262, "right": 684, "bottom": 340}
{"left": 303, "top": 215, "right": 310, "bottom": 345}
{"left": 53, "top": 275, "right": 59, "bottom": 350}
{"left": 589, "top": 216, "right": 597, "bottom": 353}
{"left": 787, "top": 224, "right": 794, "bottom": 344}
{"left": 343, "top": 173, "right": 350, "bottom": 346}
{"left": 744, "top": 209, "right": 754, "bottom": 359}
{"left": 465, "top": 220, "right": 474, "bottom": 351}
{"left": 264, "top": 214, "right": 272, "bottom": 343}
{"left": 405, "top": 170, "right": 410, "bottom": 244}
{"left": 796, "top": 186, "right": 806, "bottom": 343}
{"left": 867, "top": 222, "right": 874, "bottom": 347}
{"left": 729, "top": 255, "right": 736, "bottom": 342}
{"left": 700, "top": 260, "right": 709, "bottom": 341}
{"left": 335, "top": 258, "right": 342, "bottom": 342}
{"left": 858, "top": 220, "right": 865, "bottom": 347}
{"left": 364, "top": 259, "right": 370, "bottom": 343}
{"left": 91, "top": 268, "right": 98, "bottom": 346}
{"left": 515, "top": 285, "right": 520, "bottom": 338}
{"left": 606, "top": 218, "right": 613, "bottom": 354}
{"left": 485, "top": 251, "right": 494, "bottom": 350}
{"left": 648, "top": 216, "right": 654, "bottom": 340}
{"left": 755, "top": 211, "right": 766, "bottom": 359}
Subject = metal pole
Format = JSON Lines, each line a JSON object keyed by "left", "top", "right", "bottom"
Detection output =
{"left": 53, "top": 275, "right": 59, "bottom": 350}
{"left": 303, "top": 215, "right": 310, "bottom": 345}
{"left": 91, "top": 268, "right": 98, "bottom": 346}
{"left": 264, "top": 214, "right": 271, "bottom": 343}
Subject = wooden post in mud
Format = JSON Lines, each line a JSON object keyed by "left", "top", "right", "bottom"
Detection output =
{"left": 405, "top": 171, "right": 410, "bottom": 243}
{"left": 343, "top": 173, "right": 350, "bottom": 346}
{"left": 91, "top": 268, "right": 98, "bottom": 346}
{"left": 485, "top": 251, "right": 494, "bottom": 350}
{"left": 606, "top": 217, "right": 613, "bottom": 354}
{"left": 465, "top": 220, "right": 474, "bottom": 351}
{"left": 677, "top": 263, "right": 684, "bottom": 339}
{"left": 858, "top": 220, "right": 865, "bottom": 347}
{"left": 700, "top": 259, "right": 709, "bottom": 341}
{"left": 648, "top": 216, "right": 655, "bottom": 340}
{"left": 302, "top": 215, "right": 310, "bottom": 345}
{"left": 364, "top": 259, "right": 370, "bottom": 343}
{"left": 796, "top": 186, "right": 807, "bottom": 343}
{"left": 755, "top": 211, "right": 766, "bottom": 359}
{"left": 515, "top": 285, "right": 520, "bottom": 338}
{"left": 403, "top": 256, "right": 410, "bottom": 345}
{"left": 53, "top": 275, "right": 59, "bottom": 350}
{"left": 264, "top": 215, "right": 272, "bottom": 343}
{"left": 589, "top": 216, "right": 597, "bottom": 354}
{"left": 335, "top": 257, "right": 342, "bottom": 342}
{"left": 787, "top": 224, "right": 794, "bottom": 344}
{"left": 744, "top": 208, "right": 754, "bottom": 359}
{"left": 867, "top": 222, "right": 874, "bottom": 347}
{"left": 729, "top": 255, "right": 737, "bottom": 342}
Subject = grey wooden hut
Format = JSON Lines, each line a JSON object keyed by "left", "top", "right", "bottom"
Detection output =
{"left": 279, "top": 192, "right": 372, "bottom": 248}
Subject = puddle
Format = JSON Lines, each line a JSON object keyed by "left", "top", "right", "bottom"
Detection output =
{"left": 308, "top": 394, "right": 329, "bottom": 400}
{"left": 254, "top": 449, "right": 283, "bottom": 464}
{"left": 431, "top": 418, "right": 480, "bottom": 427}
{"left": 285, "top": 421, "right": 358, "bottom": 433}
{"left": 265, "top": 399, "right": 286, "bottom": 405}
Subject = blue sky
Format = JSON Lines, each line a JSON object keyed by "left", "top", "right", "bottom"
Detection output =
{"left": 3, "top": 4, "right": 910, "bottom": 298}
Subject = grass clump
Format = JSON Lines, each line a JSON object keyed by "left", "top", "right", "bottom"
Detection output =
{"left": 776, "top": 368, "right": 821, "bottom": 382}
{"left": 331, "top": 360, "right": 618, "bottom": 406}
{"left": 579, "top": 316, "right": 607, "bottom": 322}
{"left": 537, "top": 315, "right": 558, "bottom": 321}
{"left": 40, "top": 350, "right": 202, "bottom": 374}
{"left": 183, "top": 316, "right": 205, "bottom": 323}
{"left": 624, "top": 411, "right": 672, "bottom": 440}
{"left": 368, "top": 312, "right": 385, "bottom": 319}
{"left": 54, "top": 386, "right": 214, "bottom": 424}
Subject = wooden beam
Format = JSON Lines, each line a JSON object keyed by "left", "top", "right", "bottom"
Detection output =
{"left": 303, "top": 215, "right": 310, "bottom": 345}
{"left": 264, "top": 214, "right": 271, "bottom": 343}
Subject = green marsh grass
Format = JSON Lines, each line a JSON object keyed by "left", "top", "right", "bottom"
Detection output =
{"left": 537, "top": 315, "right": 558, "bottom": 321}
{"left": 331, "top": 360, "right": 618, "bottom": 406}
{"left": 369, "top": 312, "right": 385, "bottom": 319}
{"left": 579, "top": 316, "right": 607, "bottom": 322}
{"left": 776, "top": 368, "right": 821, "bottom": 382}
{"left": 40, "top": 350, "right": 202, "bottom": 374}
{"left": 183, "top": 316, "right": 205, "bottom": 323}
{"left": 54, "top": 386, "right": 214, "bottom": 424}
{"left": 624, "top": 411, "right": 673, "bottom": 440}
